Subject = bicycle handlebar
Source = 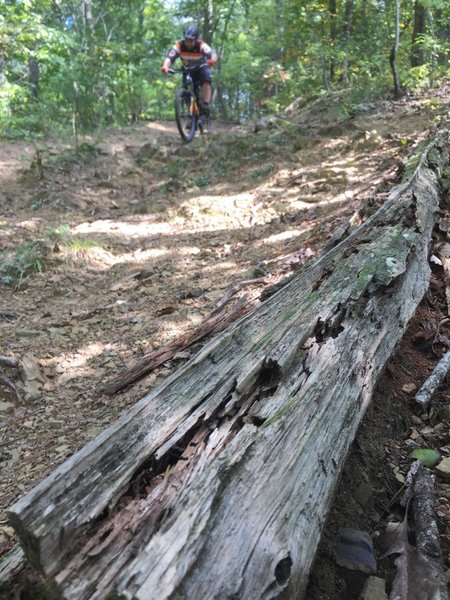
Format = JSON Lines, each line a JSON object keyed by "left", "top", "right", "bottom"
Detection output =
{"left": 168, "top": 62, "right": 207, "bottom": 75}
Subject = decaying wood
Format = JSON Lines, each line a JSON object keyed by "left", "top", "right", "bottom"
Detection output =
{"left": 210, "top": 276, "right": 267, "bottom": 315}
{"left": 6, "top": 131, "right": 449, "bottom": 599}
{"left": 411, "top": 463, "right": 443, "bottom": 561}
{"left": 381, "top": 462, "right": 447, "bottom": 600}
{"left": 104, "top": 296, "right": 253, "bottom": 394}
{"left": 0, "top": 545, "right": 26, "bottom": 594}
{"left": 411, "top": 464, "right": 448, "bottom": 600}
{"left": 415, "top": 348, "right": 450, "bottom": 408}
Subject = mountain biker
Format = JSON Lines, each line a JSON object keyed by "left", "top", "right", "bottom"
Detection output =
{"left": 161, "top": 24, "right": 218, "bottom": 116}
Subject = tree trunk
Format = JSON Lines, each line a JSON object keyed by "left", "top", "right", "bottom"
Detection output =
{"left": 328, "top": 0, "right": 337, "bottom": 82}
{"left": 211, "top": 0, "right": 238, "bottom": 122}
{"left": 435, "top": 9, "right": 450, "bottom": 66}
{"left": 342, "top": 0, "right": 355, "bottom": 83}
{"left": 411, "top": 0, "right": 426, "bottom": 67}
{"left": 202, "top": 0, "right": 214, "bottom": 45}
{"left": 390, "top": 0, "right": 403, "bottom": 99}
{"left": 0, "top": 52, "right": 6, "bottom": 88}
{"left": 28, "top": 57, "right": 39, "bottom": 100}
{"left": 6, "top": 132, "right": 449, "bottom": 599}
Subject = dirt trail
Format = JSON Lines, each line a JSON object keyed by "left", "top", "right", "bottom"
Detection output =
{"left": 1, "top": 90, "right": 450, "bottom": 598}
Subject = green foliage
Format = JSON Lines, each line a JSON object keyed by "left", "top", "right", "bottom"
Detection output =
{"left": 45, "top": 224, "right": 71, "bottom": 240}
{"left": 0, "top": 241, "right": 48, "bottom": 287}
{"left": 1, "top": 0, "right": 450, "bottom": 135}
{"left": 251, "top": 162, "right": 275, "bottom": 180}
{"left": 43, "top": 224, "right": 102, "bottom": 267}
{"left": 193, "top": 175, "right": 210, "bottom": 187}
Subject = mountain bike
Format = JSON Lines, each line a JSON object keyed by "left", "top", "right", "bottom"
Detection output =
{"left": 170, "top": 63, "right": 212, "bottom": 143}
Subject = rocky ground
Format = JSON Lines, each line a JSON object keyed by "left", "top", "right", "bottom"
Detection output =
{"left": 1, "top": 88, "right": 450, "bottom": 598}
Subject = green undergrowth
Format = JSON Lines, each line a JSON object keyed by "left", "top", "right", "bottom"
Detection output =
{"left": 0, "top": 241, "right": 48, "bottom": 287}
{"left": 0, "top": 226, "right": 101, "bottom": 288}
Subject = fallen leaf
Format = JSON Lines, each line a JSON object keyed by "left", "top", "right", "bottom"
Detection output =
{"left": 408, "top": 448, "right": 441, "bottom": 468}
{"left": 402, "top": 383, "right": 417, "bottom": 393}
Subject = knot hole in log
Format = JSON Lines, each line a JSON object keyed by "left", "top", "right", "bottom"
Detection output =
{"left": 314, "top": 308, "right": 345, "bottom": 343}
{"left": 257, "top": 359, "right": 282, "bottom": 399}
{"left": 274, "top": 553, "right": 293, "bottom": 587}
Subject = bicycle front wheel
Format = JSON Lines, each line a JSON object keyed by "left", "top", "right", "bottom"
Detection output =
{"left": 175, "top": 89, "right": 196, "bottom": 142}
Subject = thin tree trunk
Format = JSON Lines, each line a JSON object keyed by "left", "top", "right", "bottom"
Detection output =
{"left": 390, "top": 0, "right": 403, "bottom": 99}
{"left": 411, "top": 0, "right": 426, "bottom": 67}
{"left": 321, "top": 57, "right": 331, "bottom": 92}
{"left": 426, "top": 8, "right": 436, "bottom": 87}
{"left": 212, "top": 0, "right": 238, "bottom": 121}
{"left": 0, "top": 52, "right": 6, "bottom": 87}
{"left": 28, "top": 58, "right": 39, "bottom": 100}
{"left": 202, "top": 0, "right": 214, "bottom": 44}
{"left": 329, "top": 0, "right": 337, "bottom": 82}
{"left": 342, "top": 0, "right": 355, "bottom": 83}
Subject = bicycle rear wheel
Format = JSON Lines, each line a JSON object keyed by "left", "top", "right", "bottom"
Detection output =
{"left": 175, "top": 89, "right": 196, "bottom": 142}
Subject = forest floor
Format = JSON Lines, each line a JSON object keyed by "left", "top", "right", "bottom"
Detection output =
{"left": 1, "top": 86, "right": 450, "bottom": 599}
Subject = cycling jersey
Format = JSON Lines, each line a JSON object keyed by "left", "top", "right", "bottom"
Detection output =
{"left": 167, "top": 39, "right": 215, "bottom": 67}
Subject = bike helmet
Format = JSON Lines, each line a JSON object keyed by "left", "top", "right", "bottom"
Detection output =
{"left": 183, "top": 24, "right": 199, "bottom": 40}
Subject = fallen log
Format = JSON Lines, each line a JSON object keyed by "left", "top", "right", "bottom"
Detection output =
{"left": 380, "top": 461, "right": 448, "bottom": 600}
{"left": 415, "top": 348, "right": 450, "bottom": 408}
{"left": 104, "top": 294, "right": 254, "bottom": 395}
{"left": 6, "top": 131, "right": 449, "bottom": 599}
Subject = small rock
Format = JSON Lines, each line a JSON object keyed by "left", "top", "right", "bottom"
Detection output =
{"left": 436, "top": 457, "right": 450, "bottom": 479}
{"left": 335, "top": 528, "right": 377, "bottom": 574}
{"left": 14, "top": 408, "right": 26, "bottom": 419}
{"left": 0, "top": 401, "right": 14, "bottom": 413}
{"left": 438, "top": 483, "right": 450, "bottom": 496}
{"left": 404, "top": 439, "right": 420, "bottom": 448}
{"left": 420, "top": 426, "right": 435, "bottom": 438}
{"left": 0, "top": 526, "right": 15, "bottom": 539}
{"left": 410, "top": 428, "right": 422, "bottom": 440}
{"left": 438, "top": 407, "right": 450, "bottom": 422}
{"left": 411, "top": 415, "right": 422, "bottom": 426}
{"left": 359, "top": 576, "right": 388, "bottom": 600}
{"left": 136, "top": 140, "right": 159, "bottom": 160}
{"left": 355, "top": 482, "right": 373, "bottom": 508}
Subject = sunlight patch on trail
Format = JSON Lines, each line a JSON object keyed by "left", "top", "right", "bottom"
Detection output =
{"left": 72, "top": 219, "right": 175, "bottom": 237}
{"left": 44, "top": 342, "right": 107, "bottom": 385}
{"left": 263, "top": 229, "right": 306, "bottom": 244}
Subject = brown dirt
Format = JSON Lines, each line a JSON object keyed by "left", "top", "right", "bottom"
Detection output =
{"left": 1, "top": 88, "right": 450, "bottom": 597}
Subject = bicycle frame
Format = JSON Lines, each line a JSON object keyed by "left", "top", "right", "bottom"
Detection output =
{"left": 170, "top": 63, "right": 210, "bottom": 142}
